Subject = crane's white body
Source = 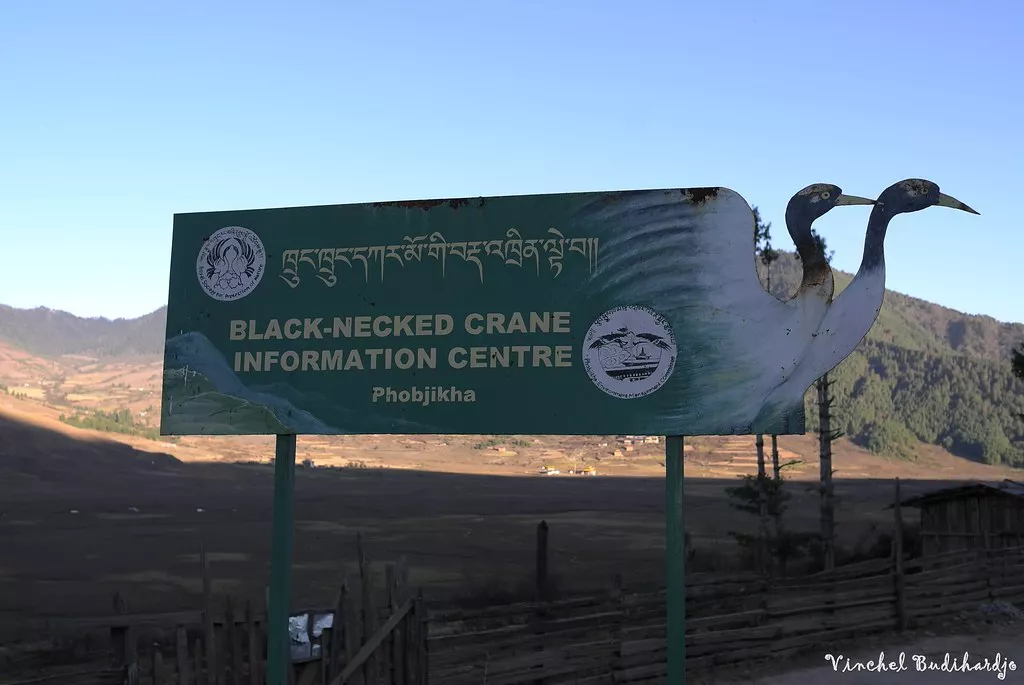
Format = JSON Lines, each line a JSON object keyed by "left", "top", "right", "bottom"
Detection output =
{"left": 577, "top": 189, "right": 845, "bottom": 434}
{"left": 803, "top": 262, "right": 886, "bottom": 383}
{"left": 754, "top": 261, "right": 886, "bottom": 430}
{"left": 752, "top": 180, "right": 979, "bottom": 432}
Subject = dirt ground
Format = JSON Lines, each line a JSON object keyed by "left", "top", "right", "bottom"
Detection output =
{"left": 0, "top": 430, "right": 1004, "bottom": 644}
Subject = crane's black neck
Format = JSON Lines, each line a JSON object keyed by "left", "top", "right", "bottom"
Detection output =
{"left": 859, "top": 203, "right": 895, "bottom": 274}
{"left": 786, "top": 205, "right": 829, "bottom": 288}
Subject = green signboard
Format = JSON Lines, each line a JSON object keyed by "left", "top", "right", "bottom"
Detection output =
{"left": 160, "top": 179, "right": 979, "bottom": 685}
{"left": 162, "top": 187, "right": 821, "bottom": 437}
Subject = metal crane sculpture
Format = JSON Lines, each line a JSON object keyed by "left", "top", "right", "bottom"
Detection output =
{"left": 576, "top": 183, "right": 874, "bottom": 434}
{"left": 752, "top": 178, "right": 979, "bottom": 431}
{"left": 782, "top": 183, "right": 874, "bottom": 319}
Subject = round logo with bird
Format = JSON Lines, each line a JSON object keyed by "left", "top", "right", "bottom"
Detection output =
{"left": 195, "top": 226, "right": 266, "bottom": 302}
{"left": 583, "top": 305, "right": 677, "bottom": 399}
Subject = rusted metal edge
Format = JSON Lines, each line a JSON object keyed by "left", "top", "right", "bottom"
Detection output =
{"left": 681, "top": 187, "right": 720, "bottom": 205}
{"left": 370, "top": 198, "right": 478, "bottom": 211}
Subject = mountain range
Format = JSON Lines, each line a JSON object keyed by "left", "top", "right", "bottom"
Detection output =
{"left": 0, "top": 304, "right": 165, "bottom": 358}
{"left": 1, "top": 252, "right": 1023, "bottom": 465}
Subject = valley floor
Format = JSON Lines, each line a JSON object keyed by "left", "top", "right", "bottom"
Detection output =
{"left": 2, "top": 388, "right": 1023, "bottom": 647}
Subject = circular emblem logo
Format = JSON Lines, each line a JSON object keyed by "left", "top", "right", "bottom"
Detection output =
{"left": 583, "top": 305, "right": 677, "bottom": 399}
{"left": 196, "top": 226, "right": 266, "bottom": 302}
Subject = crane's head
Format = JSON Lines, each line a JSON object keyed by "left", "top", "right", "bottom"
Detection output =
{"left": 786, "top": 183, "right": 875, "bottom": 225}
{"left": 877, "top": 179, "right": 979, "bottom": 216}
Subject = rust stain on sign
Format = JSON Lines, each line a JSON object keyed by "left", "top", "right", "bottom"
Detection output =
{"left": 682, "top": 187, "right": 720, "bottom": 205}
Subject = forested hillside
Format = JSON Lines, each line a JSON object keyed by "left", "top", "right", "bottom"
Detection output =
{"left": 756, "top": 254, "right": 1024, "bottom": 467}
{"left": 805, "top": 339, "right": 1024, "bottom": 465}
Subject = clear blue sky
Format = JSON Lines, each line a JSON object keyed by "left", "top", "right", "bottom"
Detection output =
{"left": 1, "top": 1, "right": 1021, "bottom": 323}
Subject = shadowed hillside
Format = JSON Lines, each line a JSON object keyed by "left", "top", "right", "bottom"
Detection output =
{"left": 0, "top": 406, "right": 180, "bottom": 483}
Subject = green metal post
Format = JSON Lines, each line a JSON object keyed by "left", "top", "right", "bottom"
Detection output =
{"left": 266, "top": 434, "right": 297, "bottom": 685}
{"left": 666, "top": 435, "right": 686, "bottom": 684}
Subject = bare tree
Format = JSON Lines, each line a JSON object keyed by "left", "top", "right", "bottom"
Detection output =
{"left": 816, "top": 372, "right": 845, "bottom": 570}
{"left": 770, "top": 435, "right": 780, "bottom": 481}
{"left": 797, "top": 227, "right": 841, "bottom": 570}
{"left": 752, "top": 207, "right": 777, "bottom": 572}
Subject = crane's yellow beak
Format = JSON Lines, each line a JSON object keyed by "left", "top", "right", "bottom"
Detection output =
{"left": 936, "top": 192, "right": 980, "bottom": 215}
{"left": 834, "top": 194, "right": 876, "bottom": 206}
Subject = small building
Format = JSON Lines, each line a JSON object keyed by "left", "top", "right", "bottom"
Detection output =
{"left": 897, "top": 479, "right": 1024, "bottom": 556}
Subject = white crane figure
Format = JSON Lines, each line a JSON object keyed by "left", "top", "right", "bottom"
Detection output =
{"left": 574, "top": 184, "right": 874, "bottom": 434}
{"left": 753, "top": 178, "right": 978, "bottom": 432}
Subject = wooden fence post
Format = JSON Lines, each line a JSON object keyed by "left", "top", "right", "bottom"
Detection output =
{"left": 357, "top": 535, "right": 379, "bottom": 682}
{"left": 414, "top": 590, "right": 426, "bottom": 685}
{"left": 226, "top": 596, "right": 242, "bottom": 685}
{"left": 342, "top": 574, "right": 365, "bottom": 685}
{"left": 110, "top": 623, "right": 127, "bottom": 669}
{"left": 195, "top": 637, "right": 207, "bottom": 685}
{"left": 110, "top": 592, "right": 134, "bottom": 673}
{"left": 200, "top": 543, "right": 219, "bottom": 685}
{"left": 177, "top": 626, "right": 190, "bottom": 685}
{"left": 402, "top": 577, "right": 417, "bottom": 685}
{"left": 386, "top": 562, "right": 406, "bottom": 685}
{"left": 536, "top": 520, "right": 549, "bottom": 599}
{"left": 327, "top": 581, "right": 345, "bottom": 683}
{"left": 246, "top": 601, "right": 260, "bottom": 685}
{"left": 397, "top": 558, "right": 410, "bottom": 685}
{"left": 401, "top": 614, "right": 414, "bottom": 685}
{"left": 320, "top": 626, "right": 332, "bottom": 685}
{"left": 152, "top": 643, "right": 165, "bottom": 685}
{"left": 893, "top": 478, "right": 907, "bottom": 631}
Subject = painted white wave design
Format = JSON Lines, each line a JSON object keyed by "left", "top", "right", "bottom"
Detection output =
{"left": 164, "top": 331, "right": 439, "bottom": 434}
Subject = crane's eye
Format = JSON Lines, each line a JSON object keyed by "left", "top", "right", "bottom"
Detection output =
{"left": 821, "top": 191, "right": 831, "bottom": 200}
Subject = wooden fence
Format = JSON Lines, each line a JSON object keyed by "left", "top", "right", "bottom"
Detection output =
{"left": 7, "top": 531, "right": 1024, "bottom": 684}
{"left": 424, "top": 545, "right": 1024, "bottom": 683}
{"left": 6, "top": 546, "right": 1023, "bottom": 685}
{"left": 2, "top": 537, "right": 424, "bottom": 685}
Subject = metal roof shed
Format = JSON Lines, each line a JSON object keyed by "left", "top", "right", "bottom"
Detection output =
{"left": 896, "top": 479, "right": 1024, "bottom": 556}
